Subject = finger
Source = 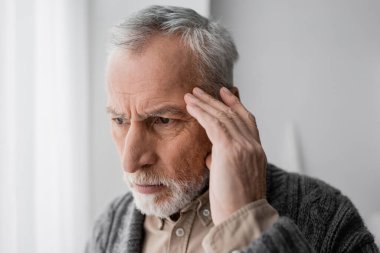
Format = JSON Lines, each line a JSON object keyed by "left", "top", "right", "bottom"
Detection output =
{"left": 220, "top": 87, "right": 261, "bottom": 143}
{"left": 192, "top": 87, "right": 230, "bottom": 113}
{"left": 185, "top": 101, "right": 232, "bottom": 145}
{"left": 190, "top": 87, "right": 252, "bottom": 139}
{"left": 184, "top": 92, "right": 249, "bottom": 140}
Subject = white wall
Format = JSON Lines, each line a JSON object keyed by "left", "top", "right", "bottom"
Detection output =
{"left": 211, "top": 0, "right": 380, "bottom": 238}
{"left": 89, "top": 0, "right": 210, "bottom": 223}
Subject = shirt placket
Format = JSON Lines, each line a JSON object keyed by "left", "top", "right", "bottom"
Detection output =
{"left": 167, "top": 209, "right": 197, "bottom": 253}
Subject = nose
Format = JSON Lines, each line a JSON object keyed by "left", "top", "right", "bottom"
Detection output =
{"left": 122, "top": 122, "right": 157, "bottom": 173}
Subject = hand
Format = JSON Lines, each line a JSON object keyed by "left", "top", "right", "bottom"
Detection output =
{"left": 184, "top": 86, "right": 267, "bottom": 225}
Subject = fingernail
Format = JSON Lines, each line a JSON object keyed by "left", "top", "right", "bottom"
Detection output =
{"left": 193, "top": 87, "right": 205, "bottom": 95}
{"left": 221, "top": 87, "right": 231, "bottom": 95}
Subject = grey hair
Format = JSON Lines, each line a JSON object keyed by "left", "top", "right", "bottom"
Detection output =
{"left": 109, "top": 5, "right": 238, "bottom": 97}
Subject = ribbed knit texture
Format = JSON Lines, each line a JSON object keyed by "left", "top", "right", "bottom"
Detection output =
{"left": 85, "top": 164, "right": 379, "bottom": 253}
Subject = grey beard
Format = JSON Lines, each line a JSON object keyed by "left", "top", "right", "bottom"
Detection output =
{"left": 127, "top": 170, "right": 209, "bottom": 218}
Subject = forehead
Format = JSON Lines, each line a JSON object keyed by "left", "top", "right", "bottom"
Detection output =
{"left": 106, "top": 35, "right": 199, "bottom": 100}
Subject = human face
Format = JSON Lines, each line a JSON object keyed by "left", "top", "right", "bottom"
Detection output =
{"left": 106, "top": 35, "right": 212, "bottom": 217}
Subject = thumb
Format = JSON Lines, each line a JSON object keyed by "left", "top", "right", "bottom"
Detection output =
{"left": 205, "top": 153, "right": 212, "bottom": 169}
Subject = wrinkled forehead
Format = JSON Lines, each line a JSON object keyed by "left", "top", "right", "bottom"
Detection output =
{"left": 106, "top": 83, "right": 190, "bottom": 119}
{"left": 105, "top": 36, "right": 200, "bottom": 118}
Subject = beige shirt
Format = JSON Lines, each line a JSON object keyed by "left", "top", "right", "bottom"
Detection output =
{"left": 142, "top": 191, "right": 279, "bottom": 253}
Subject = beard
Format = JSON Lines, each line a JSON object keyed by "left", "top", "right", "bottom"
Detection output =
{"left": 124, "top": 168, "right": 209, "bottom": 218}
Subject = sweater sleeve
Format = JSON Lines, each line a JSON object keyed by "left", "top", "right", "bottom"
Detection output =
{"left": 243, "top": 209, "right": 379, "bottom": 253}
{"left": 242, "top": 188, "right": 380, "bottom": 253}
{"left": 317, "top": 194, "right": 379, "bottom": 253}
{"left": 244, "top": 216, "right": 318, "bottom": 253}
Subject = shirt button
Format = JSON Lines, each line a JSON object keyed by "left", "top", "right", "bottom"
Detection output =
{"left": 175, "top": 227, "right": 185, "bottom": 237}
{"left": 202, "top": 209, "right": 210, "bottom": 217}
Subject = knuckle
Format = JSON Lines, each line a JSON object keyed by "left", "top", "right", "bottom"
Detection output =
{"left": 216, "top": 110, "right": 226, "bottom": 119}
{"left": 209, "top": 116, "right": 220, "bottom": 126}
{"left": 215, "top": 121, "right": 229, "bottom": 137}
{"left": 248, "top": 112, "right": 256, "bottom": 123}
{"left": 216, "top": 108, "right": 236, "bottom": 121}
{"left": 226, "top": 107, "right": 237, "bottom": 118}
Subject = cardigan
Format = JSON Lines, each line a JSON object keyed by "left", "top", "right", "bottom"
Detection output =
{"left": 85, "top": 164, "right": 379, "bottom": 253}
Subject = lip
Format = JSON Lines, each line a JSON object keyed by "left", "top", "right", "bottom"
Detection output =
{"left": 133, "top": 183, "right": 166, "bottom": 194}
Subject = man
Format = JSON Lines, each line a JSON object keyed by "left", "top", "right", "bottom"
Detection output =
{"left": 86, "top": 5, "right": 379, "bottom": 253}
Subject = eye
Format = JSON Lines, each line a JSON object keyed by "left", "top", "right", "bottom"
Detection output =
{"left": 112, "top": 117, "right": 127, "bottom": 125}
{"left": 153, "top": 117, "right": 173, "bottom": 125}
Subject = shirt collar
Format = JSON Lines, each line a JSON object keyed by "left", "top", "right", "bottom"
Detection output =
{"left": 154, "top": 189, "right": 212, "bottom": 230}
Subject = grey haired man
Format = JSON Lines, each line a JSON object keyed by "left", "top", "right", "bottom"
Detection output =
{"left": 86, "top": 5, "right": 379, "bottom": 253}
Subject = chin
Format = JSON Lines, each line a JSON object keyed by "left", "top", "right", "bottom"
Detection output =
{"left": 131, "top": 174, "right": 209, "bottom": 218}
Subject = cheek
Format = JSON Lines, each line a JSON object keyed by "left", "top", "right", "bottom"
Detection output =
{"left": 158, "top": 124, "right": 211, "bottom": 179}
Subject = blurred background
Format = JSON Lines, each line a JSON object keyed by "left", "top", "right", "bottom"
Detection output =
{"left": 0, "top": 0, "right": 379, "bottom": 252}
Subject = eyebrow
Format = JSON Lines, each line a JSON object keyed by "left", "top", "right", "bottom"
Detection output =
{"left": 106, "top": 106, "right": 127, "bottom": 117}
{"left": 106, "top": 105, "right": 186, "bottom": 119}
{"left": 145, "top": 106, "right": 185, "bottom": 117}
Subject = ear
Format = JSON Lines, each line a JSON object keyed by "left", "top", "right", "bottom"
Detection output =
{"left": 229, "top": 86, "right": 240, "bottom": 99}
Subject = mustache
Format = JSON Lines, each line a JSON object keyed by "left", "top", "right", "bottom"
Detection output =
{"left": 124, "top": 170, "right": 174, "bottom": 187}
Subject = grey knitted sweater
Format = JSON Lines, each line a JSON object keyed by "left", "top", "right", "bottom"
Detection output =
{"left": 85, "top": 164, "right": 379, "bottom": 253}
